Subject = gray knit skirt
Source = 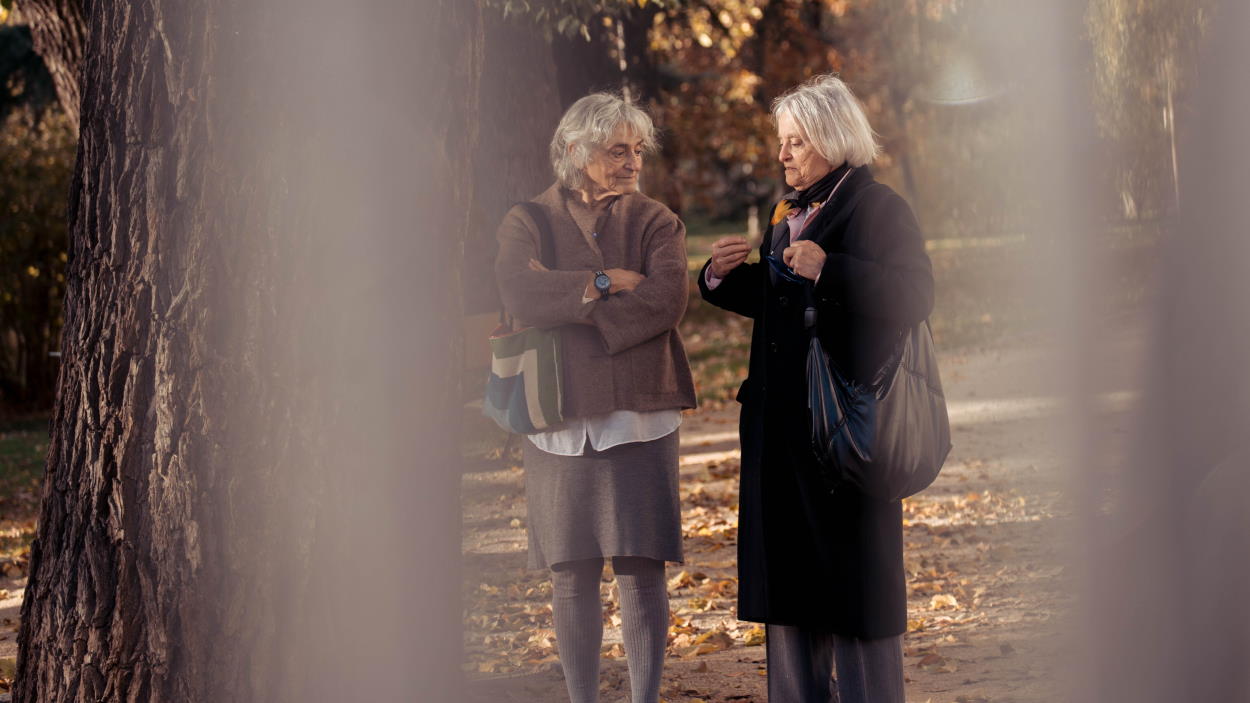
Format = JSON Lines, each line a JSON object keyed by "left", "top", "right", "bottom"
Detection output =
{"left": 523, "top": 430, "right": 684, "bottom": 570}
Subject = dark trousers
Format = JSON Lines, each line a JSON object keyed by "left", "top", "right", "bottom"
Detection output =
{"left": 765, "top": 624, "right": 905, "bottom": 703}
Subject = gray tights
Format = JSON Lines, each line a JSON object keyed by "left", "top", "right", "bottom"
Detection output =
{"left": 550, "top": 556, "right": 669, "bottom": 703}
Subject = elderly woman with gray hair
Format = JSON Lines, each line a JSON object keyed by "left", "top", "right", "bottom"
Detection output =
{"left": 699, "top": 75, "right": 935, "bottom": 702}
{"left": 494, "top": 93, "right": 696, "bottom": 703}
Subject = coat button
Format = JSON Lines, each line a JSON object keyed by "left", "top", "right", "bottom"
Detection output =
{"left": 770, "top": 342, "right": 779, "bottom": 353}
{"left": 778, "top": 295, "right": 788, "bottom": 307}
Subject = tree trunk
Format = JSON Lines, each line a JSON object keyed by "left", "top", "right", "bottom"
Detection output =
{"left": 619, "top": 6, "right": 664, "bottom": 103}
{"left": 10, "top": 0, "right": 84, "bottom": 129}
{"left": 551, "top": 26, "right": 621, "bottom": 109}
{"left": 15, "top": 1, "right": 480, "bottom": 700}
{"left": 464, "top": 10, "right": 562, "bottom": 316}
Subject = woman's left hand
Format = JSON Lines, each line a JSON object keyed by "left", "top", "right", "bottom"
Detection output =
{"left": 782, "top": 241, "right": 826, "bottom": 281}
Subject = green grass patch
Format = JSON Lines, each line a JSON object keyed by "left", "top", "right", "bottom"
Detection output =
{"left": 684, "top": 215, "right": 750, "bottom": 240}
{"left": 0, "top": 414, "right": 47, "bottom": 567}
{"left": 0, "top": 416, "right": 47, "bottom": 490}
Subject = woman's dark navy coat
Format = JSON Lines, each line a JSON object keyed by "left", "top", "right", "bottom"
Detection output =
{"left": 698, "top": 165, "right": 934, "bottom": 638}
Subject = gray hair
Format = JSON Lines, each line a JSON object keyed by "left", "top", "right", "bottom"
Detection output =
{"left": 772, "top": 74, "right": 880, "bottom": 168}
{"left": 549, "top": 92, "right": 658, "bottom": 190}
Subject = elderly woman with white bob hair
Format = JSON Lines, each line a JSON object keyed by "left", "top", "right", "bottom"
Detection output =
{"left": 494, "top": 93, "right": 696, "bottom": 703}
{"left": 699, "top": 75, "right": 935, "bottom": 702}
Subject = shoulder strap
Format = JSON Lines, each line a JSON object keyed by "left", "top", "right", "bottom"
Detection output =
{"left": 808, "top": 181, "right": 884, "bottom": 243}
{"left": 772, "top": 182, "right": 882, "bottom": 254}
{"left": 514, "top": 201, "right": 557, "bottom": 269}
{"left": 498, "top": 201, "right": 557, "bottom": 326}
{"left": 802, "top": 183, "right": 888, "bottom": 331}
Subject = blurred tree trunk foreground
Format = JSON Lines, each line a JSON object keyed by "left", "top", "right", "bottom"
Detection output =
{"left": 15, "top": 1, "right": 479, "bottom": 700}
{"left": 10, "top": 0, "right": 83, "bottom": 129}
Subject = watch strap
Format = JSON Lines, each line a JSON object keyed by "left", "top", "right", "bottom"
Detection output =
{"left": 593, "top": 270, "right": 611, "bottom": 297}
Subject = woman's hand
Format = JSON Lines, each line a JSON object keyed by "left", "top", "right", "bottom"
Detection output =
{"left": 605, "top": 268, "right": 645, "bottom": 294}
{"left": 535, "top": 259, "right": 644, "bottom": 294}
{"left": 782, "top": 240, "right": 826, "bottom": 281}
{"left": 710, "top": 236, "right": 751, "bottom": 278}
{"left": 578, "top": 268, "right": 646, "bottom": 301}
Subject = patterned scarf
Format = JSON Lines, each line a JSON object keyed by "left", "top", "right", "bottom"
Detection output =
{"left": 771, "top": 163, "right": 853, "bottom": 226}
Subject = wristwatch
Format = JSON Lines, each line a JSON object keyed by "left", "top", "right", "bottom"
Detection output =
{"left": 593, "top": 270, "right": 612, "bottom": 298}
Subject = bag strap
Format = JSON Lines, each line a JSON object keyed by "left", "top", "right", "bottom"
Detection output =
{"left": 803, "top": 184, "right": 925, "bottom": 388}
{"left": 803, "top": 183, "right": 884, "bottom": 331}
{"left": 495, "top": 201, "right": 558, "bottom": 329}
{"left": 514, "top": 201, "right": 558, "bottom": 269}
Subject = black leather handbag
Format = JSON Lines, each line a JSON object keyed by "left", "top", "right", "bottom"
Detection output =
{"left": 804, "top": 295, "right": 952, "bottom": 501}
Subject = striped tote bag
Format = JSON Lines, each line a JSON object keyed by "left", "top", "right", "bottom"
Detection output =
{"left": 483, "top": 201, "right": 563, "bottom": 434}
{"left": 483, "top": 321, "right": 562, "bottom": 434}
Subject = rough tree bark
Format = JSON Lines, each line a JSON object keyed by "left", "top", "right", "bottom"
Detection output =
{"left": 464, "top": 9, "right": 561, "bottom": 315}
{"left": 15, "top": 1, "right": 480, "bottom": 700}
{"left": 10, "top": 0, "right": 84, "bottom": 129}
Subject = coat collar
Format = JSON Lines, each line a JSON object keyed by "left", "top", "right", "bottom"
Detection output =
{"left": 766, "top": 166, "right": 875, "bottom": 254}
{"left": 782, "top": 166, "right": 873, "bottom": 222}
{"left": 532, "top": 182, "right": 643, "bottom": 262}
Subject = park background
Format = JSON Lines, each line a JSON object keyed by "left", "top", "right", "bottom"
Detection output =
{"left": 0, "top": 1, "right": 1244, "bottom": 702}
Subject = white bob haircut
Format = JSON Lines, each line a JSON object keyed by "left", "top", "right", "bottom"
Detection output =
{"left": 772, "top": 74, "right": 880, "bottom": 168}
{"left": 549, "top": 92, "right": 658, "bottom": 190}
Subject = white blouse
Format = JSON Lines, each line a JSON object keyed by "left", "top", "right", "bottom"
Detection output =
{"left": 528, "top": 409, "right": 682, "bottom": 456}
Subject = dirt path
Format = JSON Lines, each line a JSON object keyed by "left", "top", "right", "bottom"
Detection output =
{"left": 462, "top": 314, "right": 1146, "bottom": 702}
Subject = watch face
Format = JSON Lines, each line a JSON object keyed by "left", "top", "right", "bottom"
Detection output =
{"left": 595, "top": 273, "right": 612, "bottom": 292}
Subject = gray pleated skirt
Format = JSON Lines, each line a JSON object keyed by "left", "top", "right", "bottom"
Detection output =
{"left": 523, "top": 430, "right": 684, "bottom": 570}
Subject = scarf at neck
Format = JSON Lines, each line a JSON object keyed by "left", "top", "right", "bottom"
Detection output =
{"left": 790, "top": 163, "right": 852, "bottom": 210}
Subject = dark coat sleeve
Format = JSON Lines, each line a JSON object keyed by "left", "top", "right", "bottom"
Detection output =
{"left": 697, "top": 252, "right": 766, "bottom": 320}
{"left": 590, "top": 211, "right": 690, "bottom": 355}
{"left": 814, "top": 188, "right": 934, "bottom": 324}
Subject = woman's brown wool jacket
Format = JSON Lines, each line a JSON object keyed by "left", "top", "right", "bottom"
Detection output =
{"left": 495, "top": 184, "right": 697, "bottom": 419}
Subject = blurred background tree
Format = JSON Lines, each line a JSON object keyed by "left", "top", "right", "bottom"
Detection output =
{"left": 0, "top": 20, "right": 74, "bottom": 411}
{"left": 473, "top": 0, "right": 1219, "bottom": 230}
{"left": 1087, "top": 0, "right": 1216, "bottom": 220}
{"left": 2, "top": 0, "right": 1225, "bottom": 410}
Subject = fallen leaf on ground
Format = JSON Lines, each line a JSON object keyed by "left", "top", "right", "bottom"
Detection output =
{"left": 686, "top": 596, "right": 712, "bottom": 611}
{"left": 684, "top": 630, "right": 734, "bottom": 657}
{"left": 668, "top": 570, "right": 695, "bottom": 590}
{"left": 917, "top": 652, "right": 958, "bottom": 673}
